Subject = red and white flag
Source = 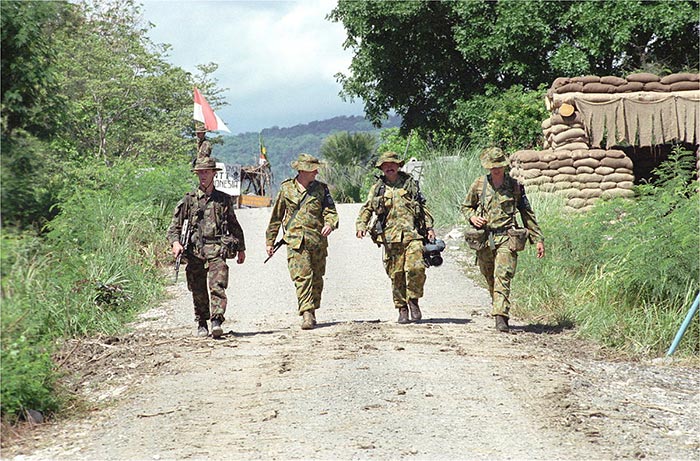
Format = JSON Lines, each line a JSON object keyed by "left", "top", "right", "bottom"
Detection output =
{"left": 193, "top": 87, "right": 231, "bottom": 133}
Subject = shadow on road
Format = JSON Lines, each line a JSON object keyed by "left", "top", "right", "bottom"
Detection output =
{"left": 511, "top": 321, "right": 574, "bottom": 335}
{"left": 421, "top": 317, "right": 472, "bottom": 325}
{"left": 227, "top": 329, "right": 286, "bottom": 337}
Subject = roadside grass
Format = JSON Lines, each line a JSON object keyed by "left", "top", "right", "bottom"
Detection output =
{"left": 1, "top": 160, "right": 192, "bottom": 422}
{"left": 422, "top": 145, "right": 699, "bottom": 357}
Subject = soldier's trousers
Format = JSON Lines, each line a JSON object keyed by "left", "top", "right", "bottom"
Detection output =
{"left": 476, "top": 243, "right": 518, "bottom": 318}
{"left": 287, "top": 243, "right": 327, "bottom": 314}
{"left": 383, "top": 239, "right": 426, "bottom": 309}
{"left": 186, "top": 256, "right": 229, "bottom": 322}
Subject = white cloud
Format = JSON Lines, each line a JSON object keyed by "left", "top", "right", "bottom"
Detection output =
{"left": 142, "top": 0, "right": 362, "bottom": 133}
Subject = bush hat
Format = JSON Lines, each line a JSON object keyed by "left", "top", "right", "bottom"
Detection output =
{"left": 480, "top": 147, "right": 509, "bottom": 169}
{"left": 375, "top": 151, "right": 405, "bottom": 169}
{"left": 291, "top": 153, "right": 324, "bottom": 172}
{"left": 195, "top": 123, "right": 208, "bottom": 133}
{"left": 192, "top": 157, "right": 222, "bottom": 171}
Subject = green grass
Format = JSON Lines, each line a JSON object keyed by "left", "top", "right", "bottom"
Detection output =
{"left": 1, "top": 160, "right": 191, "bottom": 422}
{"left": 422, "top": 145, "right": 699, "bottom": 356}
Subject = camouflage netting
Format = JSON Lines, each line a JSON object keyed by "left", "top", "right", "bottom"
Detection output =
{"left": 510, "top": 72, "right": 700, "bottom": 211}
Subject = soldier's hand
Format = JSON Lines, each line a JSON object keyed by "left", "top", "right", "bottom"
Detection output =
{"left": 356, "top": 230, "right": 366, "bottom": 239}
{"left": 321, "top": 224, "right": 333, "bottom": 237}
{"left": 237, "top": 250, "right": 246, "bottom": 264}
{"left": 266, "top": 246, "right": 275, "bottom": 257}
{"left": 536, "top": 241, "right": 545, "bottom": 259}
{"left": 427, "top": 229, "right": 436, "bottom": 241}
{"left": 470, "top": 216, "right": 487, "bottom": 228}
{"left": 172, "top": 241, "right": 184, "bottom": 258}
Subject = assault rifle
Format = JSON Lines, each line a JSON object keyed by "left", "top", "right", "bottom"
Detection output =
{"left": 264, "top": 238, "right": 286, "bottom": 264}
{"left": 174, "top": 218, "right": 190, "bottom": 282}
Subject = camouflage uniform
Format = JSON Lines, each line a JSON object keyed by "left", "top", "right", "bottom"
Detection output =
{"left": 196, "top": 137, "right": 212, "bottom": 162}
{"left": 266, "top": 171, "right": 338, "bottom": 315}
{"left": 356, "top": 170, "right": 434, "bottom": 310}
{"left": 167, "top": 185, "right": 245, "bottom": 323}
{"left": 461, "top": 164, "right": 543, "bottom": 319}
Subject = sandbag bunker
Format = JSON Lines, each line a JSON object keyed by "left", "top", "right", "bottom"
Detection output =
{"left": 510, "top": 72, "right": 699, "bottom": 211}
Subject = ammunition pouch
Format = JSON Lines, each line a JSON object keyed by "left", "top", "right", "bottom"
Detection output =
{"left": 464, "top": 227, "right": 487, "bottom": 251}
{"left": 507, "top": 228, "right": 529, "bottom": 252}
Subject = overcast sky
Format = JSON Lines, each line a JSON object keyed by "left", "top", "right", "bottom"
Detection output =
{"left": 141, "top": 0, "right": 365, "bottom": 135}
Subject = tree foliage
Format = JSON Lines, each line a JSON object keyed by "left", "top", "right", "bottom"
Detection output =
{"left": 329, "top": 0, "right": 699, "bottom": 145}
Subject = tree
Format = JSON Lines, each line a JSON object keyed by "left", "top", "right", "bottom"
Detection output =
{"left": 329, "top": 0, "right": 699, "bottom": 144}
{"left": 320, "top": 131, "right": 377, "bottom": 203}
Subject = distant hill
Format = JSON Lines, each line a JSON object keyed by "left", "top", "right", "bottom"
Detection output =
{"left": 213, "top": 115, "right": 401, "bottom": 184}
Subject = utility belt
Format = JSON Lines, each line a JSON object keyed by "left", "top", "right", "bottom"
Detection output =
{"left": 487, "top": 228, "right": 509, "bottom": 236}
{"left": 202, "top": 237, "right": 222, "bottom": 244}
{"left": 464, "top": 226, "right": 528, "bottom": 252}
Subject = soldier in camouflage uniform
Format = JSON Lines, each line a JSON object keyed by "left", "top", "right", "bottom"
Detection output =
{"left": 265, "top": 153, "right": 339, "bottom": 330}
{"left": 461, "top": 147, "right": 545, "bottom": 332}
{"left": 356, "top": 151, "right": 436, "bottom": 324}
{"left": 167, "top": 158, "right": 246, "bottom": 338}
{"left": 194, "top": 124, "right": 212, "bottom": 166}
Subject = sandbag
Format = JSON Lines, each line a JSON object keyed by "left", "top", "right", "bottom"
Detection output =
{"left": 618, "top": 181, "right": 634, "bottom": 189}
{"left": 554, "top": 142, "right": 588, "bottom": 151}
{"left": 567, "top": 198, "right": 587, "bottom": 208}
{"left": 626, "top": 72, "right": 660, "bottom": 83}
{"left": 557, "top": 166, "right": 577, "bottom": 175}
{"left": 521, "top": 168, "right": 542, "bottom": 179}
{"left": 576, "top": 166, "right": 595, "bottom": 174}
{"left": 615, "top": 82, "right": 644, "bottom": 92}
{"left": 580, "top": 188, "right": 602, "bottom": 199}
{"left": 606, "top": 150, "right": 626, "bottom": 159}
{"left": 595, "top": 166, "right": 615, "bottom": 176}
{"left": 555, "top": 82, "right": 584, "bottom": 94}
{"left": 573, "top": 157, "right": 600, "bottom": 168}
{"left": 600, "top": 181, "right": 617, "bottom": 191}
{"left": 550, "top": 158, "right": 575, "bottom": 169}
{"left": 552, "top": 137, "right": 588, "bottom": 148}
{"left": 571, "top": 149, "right": 593, "bottom": 160}
{"left": 551, "top": 112, "right": 583, "bottom": 125}
{"left": 660, "top": 73, "right": 699, "bottom": 85}
{"left": 578, "top": 173, "right": 604, "bottom": 183}
{"left": 553, "top": 182, "right": 571, "bottom": 191}
{"left": 584, "top": 198, "right": 599, "bottom": 206}
{"left": 605, "top": 173, "right": 635, "bottom": 183}
{"left": 600, "top": 157, "right": 633, "bottom": 169}
{"left": 552, "top": 77, "right": 570, "bottom": 89}
{"left": 553, "top": 128, "right": 587, "bottom": 144}
{"left": 580, "top": 75, "right": 601, "bottom": 84}
{"left": 549, "top": 123, "right": 583, "bottom": 135}
{"left": 515, "top": 150, "right": 541, "bottom": 163}
{"left": 670, "top": 81, "right": 700, "bottom": 91}
{"left": 582, "top": 82, "right": 616, "bottom": 93}
{"left": 522, "top": 161, "right": 548, "bottom": 170}
{"left": 541, "top": 169, "right": 559, "bottom": 177}
{"left": 541, "top": 152, "right": 557, "bottom": 163}
{"left": 588, "top": 149, "right": 609, "bottom": 160}
{"left": 555, "top": 150, "right": 575, "bottom": 160}
{"left": 552, "top": 173, "right": 576, "bottom": 183}
{"left": 600, "top": 76, "right": 627, "bottom": 86}
{"left": 601, "top": 188, "right": 635, "bottom": 200}
{"left": 540, "top": 183, "right": 557, "bottom": 193}
{"left": 643, "top": 82, "right": 671, "bottom": 92}
{"left": 541, "top": 117, "right": 552, "bottom": 129}
{"left": 615, "top": 167, "right": 634, "bottom": 175}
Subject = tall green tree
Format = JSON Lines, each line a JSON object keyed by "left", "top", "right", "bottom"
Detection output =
{"left": 320, "top": 131, "right": 377, "bottom": 202}
{"left": 329, "top": 0, "right": 699, "bottom": 144}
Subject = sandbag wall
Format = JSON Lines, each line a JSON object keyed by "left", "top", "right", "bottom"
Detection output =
{"left": 510, "top": 149, "right": 635, "bottom": 212}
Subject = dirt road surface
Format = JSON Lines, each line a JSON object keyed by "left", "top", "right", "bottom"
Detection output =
{"left": 6, "top": 204, "right": 699, "bottom": 460}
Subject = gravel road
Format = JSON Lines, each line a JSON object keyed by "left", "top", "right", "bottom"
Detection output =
{"left": 6, "top": 203, "right": 699, "bottom": 461}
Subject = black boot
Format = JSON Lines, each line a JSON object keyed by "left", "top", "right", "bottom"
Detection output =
{"left": 408, "top": 299, "right": 422, "bottom": 322}
{"left": 397, "top": 307, "right": 410, "bottom": 324}
{"left": 197, "top": 320, "right": 209, "bottom": 338}
{"left": 211, "top": 318, "right": 223, "bottom": 338}
{"left": 494, "top": 315, "right": 509, "bottom": 332}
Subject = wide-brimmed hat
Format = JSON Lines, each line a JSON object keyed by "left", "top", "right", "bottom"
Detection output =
{"left": 375, "top": 151, "right": 405, "bottom": 169}
{"left": 194, "top": 123, "right": 208, "bottom": 133}
{"left": 191, "top": 157, "right": 222, "bottom": 172}
{"left": 480, "top": 147, "right": 509, "bottom": 169}
{"left": 291, "top": 153, "right": 324, "bottom": 172}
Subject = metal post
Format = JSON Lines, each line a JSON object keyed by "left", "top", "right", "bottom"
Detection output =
{"left": 666, "top": 292, "right": 700, "bottom": 356}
